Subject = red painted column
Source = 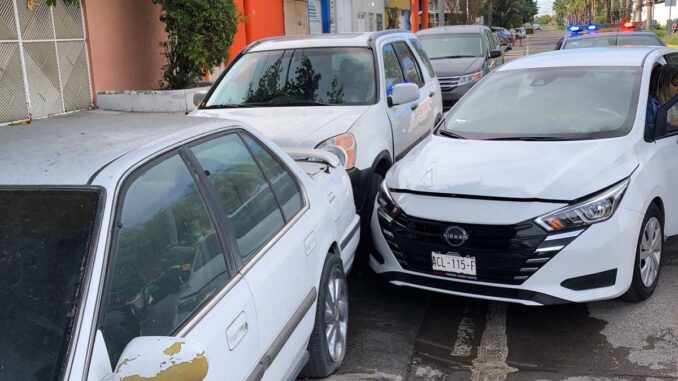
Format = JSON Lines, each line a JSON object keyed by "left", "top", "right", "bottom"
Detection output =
{"left": 411, "top": 0, "right": 419, "bottom": 32}
{"left": 421, "top": 0, "right": 429, "bottom": 29}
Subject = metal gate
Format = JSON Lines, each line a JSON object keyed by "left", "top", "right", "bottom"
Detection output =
{"left": 0, "top": 0, "right": 91, "bottom": 125}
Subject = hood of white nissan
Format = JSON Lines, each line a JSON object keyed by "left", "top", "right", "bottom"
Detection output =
{"left": 386, "top": 134, "right": 638, "bottom": 201}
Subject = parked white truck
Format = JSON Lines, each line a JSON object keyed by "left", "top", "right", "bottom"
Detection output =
{"left": 191, "top": 31, "right": 443, "bottom": 240}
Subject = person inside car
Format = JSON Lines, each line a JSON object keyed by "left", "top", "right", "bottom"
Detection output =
{"left": 647, "top": 64, "right": 678, "bottom": 134}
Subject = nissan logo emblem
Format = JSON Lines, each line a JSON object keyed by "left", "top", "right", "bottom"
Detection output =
{"left": 444, "top": 226, "right": 468, "bottom": 247}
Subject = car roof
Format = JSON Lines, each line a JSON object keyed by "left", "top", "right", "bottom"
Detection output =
{"left": 498, "top": 47, "right": 660, "bottom": 70}
{"left": 417, "top": 25, "right": 488, "bottom": 36}
{"left": 248, "top": 30, "right": 415, "bottom": 51}
{"left": 0, "top": 111, "right": 237, "bottom": 186}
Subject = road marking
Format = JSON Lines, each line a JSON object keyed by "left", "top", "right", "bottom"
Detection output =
{"left": 470, "top": 302, "right": 518, "bottom": 381}
{"left": 450, "top": 305, "right": 475, "bottom": 357}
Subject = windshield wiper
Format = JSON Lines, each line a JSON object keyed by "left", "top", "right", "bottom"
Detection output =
{"left": 202, "top": 103, "right": 261, "bottom": 109}
{"left": 438, "top": 129, "right": 467, "bottom": 139}
{"left": 432, "top": 55, "right": 479, "bottom": 59}
{"left": 484, "top": 136, "right": 567, "bottom": 141}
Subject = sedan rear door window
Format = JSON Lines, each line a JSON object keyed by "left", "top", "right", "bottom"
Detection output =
{"left": 101, "top": 155, "right": 228, "bottom": 365}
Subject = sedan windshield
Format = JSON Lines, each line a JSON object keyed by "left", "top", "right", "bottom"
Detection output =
{"left": 205, "top": 47, "right": 376, "bottom": 107}
{"left": 0, "top": 189, "right": 100, "bottom": 380}
{"left": 441, "top": 67, "right": 641, "bottom": 140}
{"left": 419, "top": 34, "right": 484, "bottom": 59}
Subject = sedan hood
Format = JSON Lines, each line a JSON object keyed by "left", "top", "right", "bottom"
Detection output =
{"left": 387, "top": 135, "right": 638, "bottom": 201}
{"left": 191, "top": 106, "right": 369, "bottom": 148}
{"left": 431, "top": 57, "right": 485, "bottom": 77}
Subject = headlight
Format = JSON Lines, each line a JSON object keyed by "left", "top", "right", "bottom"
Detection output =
{"left": 535, "top": 179, "right": 630, "bottom": 231}
{"left": 317, "top": 133, "right": 356, "bottom": 169}
{"left": 377, "top": 180, "right": 401, "bottom": 219}
{"left": 457, "top": 71, "right": 483, "bottom": 86}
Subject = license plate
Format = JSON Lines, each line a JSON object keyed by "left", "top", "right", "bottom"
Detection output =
{"left": 431, "top": 252, "right": 476, "bottom": 276}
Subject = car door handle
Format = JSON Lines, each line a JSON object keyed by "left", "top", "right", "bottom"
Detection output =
{"left": 429, "top": 91, "right": 435, "bottom": 98}
{"left": 411, "top": 103, "right": 419, "bottom": 110}
{"left": 226, "top": 312, "right": 248, "bottom": 350}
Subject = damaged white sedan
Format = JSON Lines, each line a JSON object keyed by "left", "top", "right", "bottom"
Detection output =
{"left": 0, "top": 112, "right": 359, "bottom": 380}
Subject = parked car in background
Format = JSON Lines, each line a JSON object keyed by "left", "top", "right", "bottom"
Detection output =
{"left": 417, "top": 25, "right": 504, "bottom": 111}
{"left": 0, "top": 112, "right": 360, "bottom": 380}
{"left": 534, "top": 24, "right": 543, "bottom": 30}
{"left": 491, "top": 27, "right": 512, "bottom": 48}
{"left": 191, "top": 31, "right": 442, "bottom": 244}
{"left": 371, "top": 47, "right": 678, "bottom": 306}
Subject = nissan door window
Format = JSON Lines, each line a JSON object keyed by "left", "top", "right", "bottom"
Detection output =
{"left": 241, "top": 133, "right": 304, "bottom": 221}
{"left": 191, "top": 134, "right": 285, "bottom": 262}
{"left": 383, "top": 43, "right": 405, "bottom": 91}
{"left": 393, "top": 41, "right": 424, "bottom": 87}
{"left": 419, "top": 33, "right": 484, "bottom": 59}
{"left": 409, "top": 38, "right": 436, "bottom": 78}
{"left": 441, "top": 67, "right": 641, "bottom": 140}
{"left": 101, "top": 155, "right": 227, "bottom": 365}
{"left": 205, "top": 47, "right": 376, "bottom": 107}
{"left": 0, "top": 189, "right": 99, "bottom": 380}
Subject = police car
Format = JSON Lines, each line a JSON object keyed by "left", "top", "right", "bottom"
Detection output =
{"left": 371, "top": 47, "right": 678, "bottom": 305}
{"left": 555, "top": 23, "right": 665, "bottom": 50}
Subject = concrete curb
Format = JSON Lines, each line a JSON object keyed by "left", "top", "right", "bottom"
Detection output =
{"left": 96, "top": 86, "right": 210, "bottom": 113}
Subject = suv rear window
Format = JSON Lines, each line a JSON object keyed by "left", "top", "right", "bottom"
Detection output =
{"left": 205, "top": 47, "right": 377, "bottom": 107}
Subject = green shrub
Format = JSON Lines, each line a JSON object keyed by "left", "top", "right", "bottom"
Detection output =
{"left": 152, "top": 0, "right": 239, "bottom": 89}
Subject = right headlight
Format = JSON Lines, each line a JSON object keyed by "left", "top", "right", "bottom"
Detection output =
{"left": 534, "top": 179, "right": 630, "bottom": 232}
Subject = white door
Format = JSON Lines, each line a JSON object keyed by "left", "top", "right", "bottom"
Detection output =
{"left": 381, "top": 41, "right": 415, "bottom": 157}
{"left": 356, "top": 12, "right": 367, "bottom": 32}
{"left": 191, "top": 132, "right": 316, "bottom": 379}
{"left": 654, "top": 102, "right": 678, "bottom": 236}
{"left": 390, "top": 40, "right": 435, "bottom": 157}
{"left": 335, "top": 0, "right": 352, "bottom": 32}
{"left": 284, "top": 0, "right": 309, "bottom": 35}
{"left": 94, "top": 152, "right": 260, "bottom": 380}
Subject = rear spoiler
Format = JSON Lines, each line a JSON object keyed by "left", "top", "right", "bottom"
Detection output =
{"left": 284, "top": 148, "right": 340, "bottom": 168}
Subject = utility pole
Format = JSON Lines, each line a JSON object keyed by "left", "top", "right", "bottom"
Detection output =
{"left": 466, "top": 0, "right": 469, "bottom": 24}
{"left": 647, "top": 0, "right": 654, "bottom": 30}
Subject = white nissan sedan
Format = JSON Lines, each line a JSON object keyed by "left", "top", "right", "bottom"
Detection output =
{"left": 371, "top": 48, "right": 678, "bottom": 305}
{"left": 0, "top": 112, "right": 359, "bottom": 380}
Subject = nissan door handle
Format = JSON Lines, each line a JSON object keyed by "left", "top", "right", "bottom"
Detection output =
{"left": 429, "top": 91, "right": 435, "bottom": 97}
{"left": 226, "top": 312, "right": 248, "bottom": 350}
{"left": 411, "top": 103, "right": 419, "bottom": 110}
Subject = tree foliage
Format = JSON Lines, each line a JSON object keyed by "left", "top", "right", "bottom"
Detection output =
{"left": 492, "top": 0, "right": 538, "bottom": 28}
{"left": 553, "top": 0, "right": 631, "bottom": 26}
{"left": 152, "top": 0, "right": 239, "bottom": 89}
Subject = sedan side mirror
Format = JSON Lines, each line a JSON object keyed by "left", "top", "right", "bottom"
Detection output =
{"left": 193, "top": 90, "right": 208, "bottom": 107}
{"left": 489, "top": 50, "right": 502, "bottom": 59}
{"left": 387, "top": 83, "right": 420, "bottom": 107}
{"left": 107, "top": 337, "right": 208, "bottom": 381}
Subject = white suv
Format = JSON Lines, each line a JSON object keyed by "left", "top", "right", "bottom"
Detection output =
{"left": 0, "top": 112, "right": 359, "bottom": 380}
{"left": 192, "top": 31, "right": 443, "bottom": 237}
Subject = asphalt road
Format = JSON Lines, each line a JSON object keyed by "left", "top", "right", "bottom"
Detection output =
{"left": 318, "top": 29, "right": 678, "bottom": 381}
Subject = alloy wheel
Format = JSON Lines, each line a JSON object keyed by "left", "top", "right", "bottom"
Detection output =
{"left": 639, "top": 216, "right": 662, "bottom": 288}
{"left": 324, "top": 270, "right": 348, "bottom": 362}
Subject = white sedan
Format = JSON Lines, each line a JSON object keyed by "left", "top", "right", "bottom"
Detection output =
{"left": 371, "top": 47, "right": 678, "bottom": 305}
{"left": 0, "top": 112, "right": 359, "bottom": 380}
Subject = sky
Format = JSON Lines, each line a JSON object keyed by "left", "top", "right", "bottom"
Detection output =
{"left": 537, "top": 0, "right": 554, "bottom": 15}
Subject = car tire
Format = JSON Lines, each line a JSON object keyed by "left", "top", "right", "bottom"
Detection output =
{"left": 300, "top": 253, "right": 348, "bottom": 378}
{"left": 622, "top": 203, "right": 664, "bottom": 302}
{"left": 357, "top": 171, "right": 384, "bottom": 266}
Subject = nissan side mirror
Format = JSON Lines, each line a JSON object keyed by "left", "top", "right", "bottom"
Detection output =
{"left": 387, "top": 83, "right": 419, "bottom": 107}
{"left": 107, "top": 337, "right": 208, "bottom": 381}
{"left": 193, "top": 90, "right": 208, "bottom": 107}
{"left": 489, "top": 50, "right": 502, "bottom": 59}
